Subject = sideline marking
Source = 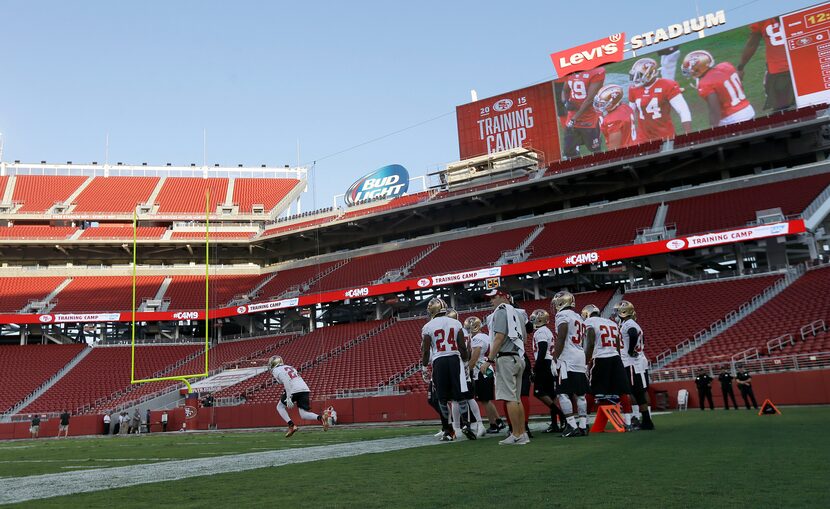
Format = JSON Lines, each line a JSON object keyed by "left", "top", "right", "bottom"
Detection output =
{"left": 0, "top": 434, "right": 449, "bottom": 504}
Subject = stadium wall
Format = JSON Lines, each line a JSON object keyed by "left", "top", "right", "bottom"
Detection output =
{"left": 2, "top": 369, "right": 828, "bottom": 438}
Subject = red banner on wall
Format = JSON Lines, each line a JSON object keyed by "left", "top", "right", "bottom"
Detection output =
{"left": 456, "top": 82, "right": 561, "bottom": 165}
{"left": 549, "top": 33, "right": 625, "bottom": 77}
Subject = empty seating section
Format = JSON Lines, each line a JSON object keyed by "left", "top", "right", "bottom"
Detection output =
{"left": 13, "top": 175, "right": 87, "bottom": 212}
{"left": 71, "top": 177, "right": 160, "bottom": 213}
{"left": 0, "top": 277, "right": 65, "bottom": 312}
{"left": 232, "top": 178, "right": 301, "bottom": 213}
{"left": 408, "top": 227, "right": 534, "bottom": 279}
{"left": 0, "top": 225, "right": 77, "bottom": 239}
{"left": 313, "top": 246, "right": 428, "bottom": 293}
{"left": 672, "top": 267, "right": 830, "bottom": 366}
{"left": 545, "top": 141, "right": 663, "bottom": 176}
{"left": 624, "top": 275, "right": 782, "bottom": 362}
{"left": 262, "top": 215, "right": 337, "bottom": 236}
{"left": 22, "top": 345, "right": 199, "bottom": 413}
{"left": 666, "top": 173, "right": 830, "bottom": 235}
{"left": 51, "top": 276, "right": 165, "bottom": 312}
{"left": 303, "top": 320, "right": 423, "bottom": 396}
{"left": 164, "top": 275, "right": 263, "bottom": 309}
{"left": 0, "top": 344, "right": 85, "bottom": 412}
{"left": 171, "top": 231, "right": 255, "bottom": 239}
{"left": 155, "top": 178, "right": 228, "bottom": 214}
{"left": 79, "top": 225, "right": 166, "bottom": 239}
{"left": 339, "top": 192, "right": 431, "bottom": 220}
{"left": 253, "top": 262, "right": 339, "bottom": 300}
{"left": 528, "top": 205, "right": 658, "bottom": 260}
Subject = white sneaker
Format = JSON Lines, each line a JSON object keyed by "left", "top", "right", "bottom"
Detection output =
{"left": 515, "top": 433, "right": 530, "bottom": 445}
{"left": 475, "top": 423, "right": 486, "bottom": 438}
{"left": 434, "top": 430, "right": 445, "bottom": 437}
{"left": 499, "top": 434, "right": 520, "bottom": 445}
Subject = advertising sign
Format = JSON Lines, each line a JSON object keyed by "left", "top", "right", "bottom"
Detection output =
{"left": 550, "top": 34, "right": 625, "bottom": 77}
{"left": 456, "top": 82, "right": 561, "bottom": 165}
{"left": 345, "top": 165, "right": 409, "bottom": 206}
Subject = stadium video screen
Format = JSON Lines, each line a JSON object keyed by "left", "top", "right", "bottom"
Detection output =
{"left": 456, "top": 3, "right": 828, "bottom": 165}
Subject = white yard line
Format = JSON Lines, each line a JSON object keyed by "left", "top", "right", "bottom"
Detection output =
{"left": 0, "top": 434, "right": 450, "bottom": 504}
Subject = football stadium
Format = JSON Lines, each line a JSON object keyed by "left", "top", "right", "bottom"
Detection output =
{"left": 2, "top": 1, "right": 830, "bottom": 507}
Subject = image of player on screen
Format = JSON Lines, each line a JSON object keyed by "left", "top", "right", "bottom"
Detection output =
{"left": 593, "top": 84, "right": 637, "bottom": 150}
{"left": 682, "top": 49, "right": 755, "bottom": 127}
{"left": 628, "top": 58, "right": 692, "bottom": 141}
{"left": 737, "top": 18, "right": 795, "bottom": 111}
{"left": 560, "top": 66, "right": 605, "bottom": 158}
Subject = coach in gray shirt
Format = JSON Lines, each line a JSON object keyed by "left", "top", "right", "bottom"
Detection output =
{"left": 481, "top": 287, "right": 528, "bottom": 445}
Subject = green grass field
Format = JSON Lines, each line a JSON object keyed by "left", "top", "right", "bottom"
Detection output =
{"left": 2, "top": 407, "right": 828, "bottom": 508}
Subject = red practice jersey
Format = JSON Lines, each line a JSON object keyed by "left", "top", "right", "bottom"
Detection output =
{"left": 697, "top": 62, "right": 751, "bottom": 119}
{"left": 564, "top": 67, "right": 606, "bottom": 128}
{"left": 628, "top": 78, "right": 683, "bottom": 141}
{"left": 600, "top": 103, "right": 636, "bottom": 149}
{"left": 750, "top": 19, "right": 789, "bottom": 74}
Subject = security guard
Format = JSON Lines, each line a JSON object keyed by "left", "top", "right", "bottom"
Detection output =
{"left": 718, "top": 371, "right": 739, "bottom": 410}
{"left": 694, "top": 370, "right": 715, "bottom": 411}
{"left": 736, "top": 367, "right": 759, "bottom": 409}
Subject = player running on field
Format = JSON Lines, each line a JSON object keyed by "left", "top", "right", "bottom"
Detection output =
{"left": 269, "top": 355, "right": 332, "bottom": 437}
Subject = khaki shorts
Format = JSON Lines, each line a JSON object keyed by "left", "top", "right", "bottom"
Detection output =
{"left": 495, "top": 354, "right": 524, "bottom": 402}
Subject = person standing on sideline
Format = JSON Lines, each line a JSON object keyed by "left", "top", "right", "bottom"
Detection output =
{"left": 103, "top": 413, "right": 111, "bottom": 435}
{"left": 480, "top": 287, "right": 529, "bottom": 445}
{"left": 719, "top": 371, "right": 739, "bottom": 410}
{"left": 695, "top": 370, "right": 715, "bottom": 410}
{"left": 736, "top": 367, "right": 759, "bottom": 409}
{"left": 57, "top": 410, "right": 70, "bottom": 438}
{"left": 161, "top": 411, "right": 168, "bottom": 432}
{"left": 145, "top": 409, "right": 151, "bottom": 433}
{"left": 29, "top": 414, "right": 40, "bottom": 439}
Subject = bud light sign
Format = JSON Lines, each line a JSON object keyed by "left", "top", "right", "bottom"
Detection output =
{"left": 345, "top": 164, "right": 409, "bottom": 206}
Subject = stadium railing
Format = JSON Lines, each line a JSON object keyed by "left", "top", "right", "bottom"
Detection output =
{"left": 650, "top": 351, "right": 830, "bottom": 383}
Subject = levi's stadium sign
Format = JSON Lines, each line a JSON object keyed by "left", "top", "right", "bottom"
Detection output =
{"left": 550, "top": 34, "right": 625, "bottom": 77}
{"left": 345, "top": 164, "right": 409, "bottom": 206}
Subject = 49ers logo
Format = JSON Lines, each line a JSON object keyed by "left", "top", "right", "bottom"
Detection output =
{"left": 564, "top": 252, "right": 599, "bottom": 266}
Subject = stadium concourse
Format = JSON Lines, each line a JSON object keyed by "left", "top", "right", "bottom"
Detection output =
{"left": 1, "top": 103, "right": 830, "bottom": 436}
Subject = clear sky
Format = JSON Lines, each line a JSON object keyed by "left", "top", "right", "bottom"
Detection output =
{"left": 0, "top": 0, "right": 818, "bottom": 211}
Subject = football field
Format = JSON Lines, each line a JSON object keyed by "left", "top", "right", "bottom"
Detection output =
{"left": 1, "top": 406, "right": 828, "bottom": 508}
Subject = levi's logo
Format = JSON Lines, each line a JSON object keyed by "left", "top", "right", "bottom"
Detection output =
{"left": 550, "top": 34, "right": 625, "bottom": 77}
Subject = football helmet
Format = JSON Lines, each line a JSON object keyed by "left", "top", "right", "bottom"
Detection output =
{"left": 463, "top": 316, "right": 482, "bottom": 335}
{"left": 529, "top": 309, "right": 550, "bottom": 329}
{"left": 427, "top": 297, "right": 448, "bottom": 319}
{"left": 592, "top": 84, "right": 624, "bottom": 115}
{"left": 551, "top": 291, "right": 575, "bottom": 312}
{"left": 629, "top": 58, "right": 660, "bottom": 87}
{"left": 268, "top": 355, "right": 284, "bottom": 369}
{"left": 681, "top": 50, "right": 714, "bottom": 79}
{"left": 581, "top": 304, "right": 601, "bottom": 320}
{"left": 446, "top": 308, "right": 458, "bottom": 320}
{"left": 614, "top": 300, "right": 637, "bottom": 321}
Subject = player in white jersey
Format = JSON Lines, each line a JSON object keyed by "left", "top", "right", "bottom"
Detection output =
{"left": 614, "top": 300, "right": 655, "bottom": 431}
{"left": 582, "top": 304, "right": 631, "bottom": 406}
{"left": 464, "top": 316, "right": 505, "bottom": 434}
{"left": 529, "top": 309, "right": 567, "bottom": 433}
{"left": 446, "top": 309, "right": 484, "bottom": 438}
{"left": 551, "top": 291, "right": 590, "bottom": 437}
{"left": 421, "top": 298, "right": 476, "bottom": 441}
{"left": 269, "top": 356, "right": 330, "bottom": 438}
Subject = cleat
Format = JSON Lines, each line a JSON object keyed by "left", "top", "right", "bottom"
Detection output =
{"left": 639, "top": 420, "right": 655, "bottom": 431}
{"left": 560, "top": 424, "right": 580, "bottom": 438}
{"left": 544, "top": 423, "right": 561, "bottom": 434}
{"left": 577, "top": 427, "right": 588, "bottom": 437}
{"left": 285, "top": 424, "right": 299, "bottom": 438}
{"left": 486, "top": 426, "right": 501, "bottom": 434}
{"left": 631, "top": 416, "right": 641, "bottom": 429}
{"left": 495, "top": 420, "right": 506, "bottom": 431}
{"left": 461, "top": 424, "right": 477, "bottom": 441}
{"left": 435, "top": 430, "right": 446, "bottom": 437}
{"left": 441, "top": 432, "right": 455, "bottom": 442}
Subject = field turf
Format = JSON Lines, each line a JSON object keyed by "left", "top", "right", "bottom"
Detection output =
{"left": 2, "top": 406, "right": 828, "bottom": 508}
